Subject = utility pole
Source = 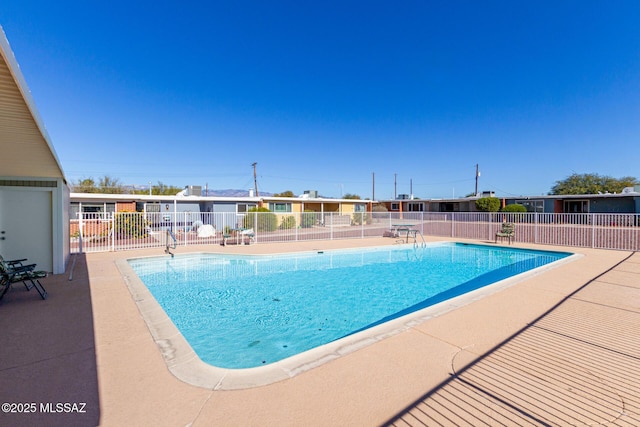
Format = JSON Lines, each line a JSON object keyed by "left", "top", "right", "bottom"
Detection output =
{"left": 372, "top": 172, "right": 375, "bottom": 201}
{"left": 252, "top": 162, "right": 259, "bottom": 197}
{"left": 475, "top": 164, "right": 480, "bottom": 196}
{"left": 394, "top": 173, "right": 397, "bottom": 199}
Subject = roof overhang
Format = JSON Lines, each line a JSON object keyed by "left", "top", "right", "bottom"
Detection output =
{"left": 70, "top": 193, "right": 371, "bottom": 204}
{"left": 0, "top": 26, "right": 66, "bottom": 181}
{"left": 378, "top": 192, "right": 639, "bottom": 204}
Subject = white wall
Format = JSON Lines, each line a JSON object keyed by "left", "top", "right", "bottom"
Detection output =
{"left": 0, "top": 178, "right": 69, "bottom": 274}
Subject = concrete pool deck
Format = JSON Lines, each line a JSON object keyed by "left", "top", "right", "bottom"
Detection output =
{"left": 0, "top": 237, "right": 638, "bottom": 426}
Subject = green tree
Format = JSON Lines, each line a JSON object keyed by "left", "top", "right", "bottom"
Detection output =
{"left": 130, "top": 181, "right": 184, "bottom": 196}
{"left": 74, "top": 175, "right": 123, "bottom": 193}
{"left": 152, "top": 181, "right": 184, "bottom": 196}
{"left": 99, "top": 175, "right": 124, "bottom": 194}
{"left": 342, "top": 193, "right": 361, "bottom": 200}
{"left": 274, "top": 190, "right": 295, "bottom": 197}
{"left": 75, "top": 177, "right": 98, "bottom": 193}
{"left": 550, "top": 173, "right": 638, "bottom": 195}
{"left": 475, "top": 197, "right": 501, "bottom": 212}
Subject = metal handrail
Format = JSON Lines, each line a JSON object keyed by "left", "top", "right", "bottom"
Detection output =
{"left": 165, "top": 228, "right": 177, "bottom": 257}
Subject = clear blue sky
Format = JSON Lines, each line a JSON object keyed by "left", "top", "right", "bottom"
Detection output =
{"left": 3, "top": 1, "right": 639, "bottom": 199}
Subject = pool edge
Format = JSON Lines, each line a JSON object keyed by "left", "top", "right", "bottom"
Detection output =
{"left": 115, "top": 244, "right": 581, "bottom": 391}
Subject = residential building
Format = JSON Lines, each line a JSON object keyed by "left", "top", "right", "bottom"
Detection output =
{"left": 0, "top": 26, "right": 70, "bottom": 274}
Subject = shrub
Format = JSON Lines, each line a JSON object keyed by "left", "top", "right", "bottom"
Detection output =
{"left": 114, "top": 212, "right": 148, "bottom": 239}
{"left": 371, "top": 203, "right": 389, "bottom": 221}
{"left": 301, "top": 210, "right": 317, "bottom": 228}
{"left": 279, "top": 215, "right": 296, "bottom": 229}
{"left": 475, "top": 197, "right": 501, "bottom": 212}
{"left": 352, "top": 212, "right": 371, "bottom": 225}
{"left": 244, "top": 207, "right": 278, "bottom": 232}
{"left": 501, "top": 203, "right": 527, "bottom": 213}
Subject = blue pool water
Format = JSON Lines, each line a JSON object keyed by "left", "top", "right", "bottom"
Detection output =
{"left": 128, "top": 243, "right": 570, "bottom": 369}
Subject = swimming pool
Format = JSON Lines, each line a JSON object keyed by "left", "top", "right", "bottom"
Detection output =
{"left": 126, "top": 242, "right": 571, "bottom": 371}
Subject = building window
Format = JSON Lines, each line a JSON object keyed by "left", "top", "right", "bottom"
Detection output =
{"left": 354, "top": 204, "right": 365, "bottom": 212}
{"left": 237, "top": 203, "right": 258, "bottom": 213}
{"left": 564, "top": 200, "right": 589, "bottom": 213}
{"left": 269, "top": 202, "right": 292, "bottom": 213}
{"left": 391, "top": 203, "right": 400, "bottom": 211}
{"left": 515, "top": 199, "right": 544, "bottom": 213}
{"left": 440, "top": 203, "right": 455, "bottom": 212}
{"left": 82, "top": 204, "right": 103, "bottom": 213}
{"left": 408, "top": 202, "right": 424, "bottom": 212}
{"left": 146, "top": 203, "right": 161, "bottom": 213}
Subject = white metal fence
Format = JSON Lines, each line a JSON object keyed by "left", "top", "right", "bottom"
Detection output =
{"left": 70, "top": 211, "right": 640, "bottom": 254}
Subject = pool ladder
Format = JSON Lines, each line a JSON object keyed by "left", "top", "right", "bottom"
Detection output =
{"left": 411, "top": 230, "right": 427, "bottom": 248}
{"left": 165, "top": 229, "right": 177, "bottom": 257}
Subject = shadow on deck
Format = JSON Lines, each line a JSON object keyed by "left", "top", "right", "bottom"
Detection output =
{"left": 384, "top": 252, "right": 640, "bottom": 426}
{"left": 0, "top": 254, "right": 100, "bottom": 427}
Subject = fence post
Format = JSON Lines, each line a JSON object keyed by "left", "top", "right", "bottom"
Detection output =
{"left": 451, "top": 212, "right": 455, "bottom": 238}
{"left": 330, "top": 213, "right": 334, "bottom": 240}
{"left": 637, "top": 215, "right": 640, "bottom": 251}
{"left": 489, "top": 212, "right": 493, "bottom": 241}
{"left": 110, "top": 212, "right": 115, "bottom": 252}
{"left": 184, "top": 212, "right": 189, "bottom": 246}
{"left": 254, "top": 210, "right": 258, "bottom": 241}
{"left": 78, "top": 213, "right": 83, "bottom": 254}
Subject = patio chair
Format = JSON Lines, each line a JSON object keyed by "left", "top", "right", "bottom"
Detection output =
{"left": 0, "top": 255, "right": 30, "bottom": 282}
{"left": 240, "top": 228, "right": 256, "bottom": 244}
{"left": 0, "top": 274, "right": 10, "bottom": 300}
{"left": 0, "top": 255, "right": 48, "bottom": 300}
{"left": 0, "top": 255, "right": 28, "bottom": 269}
{"left": 495, "top": 222, "right": 515, "bottom": 244}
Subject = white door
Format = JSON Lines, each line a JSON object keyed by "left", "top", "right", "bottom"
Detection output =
{"left": 0, "top": 188, "right": 53, "bottom": 272}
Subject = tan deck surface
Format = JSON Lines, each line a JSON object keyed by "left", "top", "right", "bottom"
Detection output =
{"left": 0, "top": 237, "right": 638, "bottom": 426}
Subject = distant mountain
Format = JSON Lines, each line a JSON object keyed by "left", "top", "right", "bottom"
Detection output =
{"left": 204, "top": 189, "right": 273, "bottom": 197}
